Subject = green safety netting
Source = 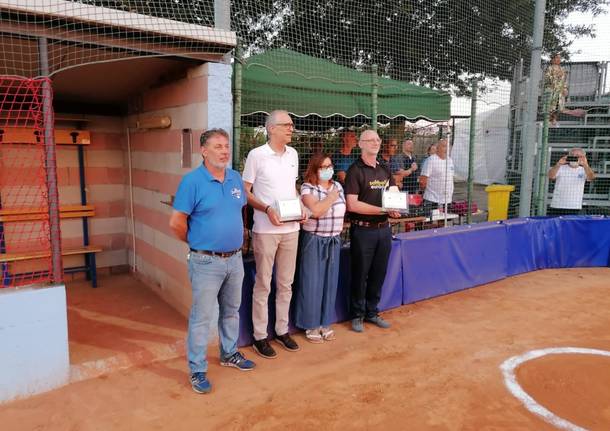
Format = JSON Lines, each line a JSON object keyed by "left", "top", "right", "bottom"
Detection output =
{"left": 241, "top": 49, "right": 451, "bottom": 121}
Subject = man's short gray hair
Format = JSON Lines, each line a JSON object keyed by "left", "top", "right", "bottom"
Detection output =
{"left": 200, "top": 128, "right": 229, "bottom": 147}
{"left": 265, "top": 110, "right": 290, "bottom": 130}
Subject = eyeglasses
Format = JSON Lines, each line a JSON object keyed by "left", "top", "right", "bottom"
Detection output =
{"left": 361, "top": 139, "right": 380, "bottom": 144}
{"left": 319, "top": 164, "right": 333, "bottom": 169}
{"left": 389, "top": 145, "right": 398, "bottom": 148}
{"left": 275, "top": 122, "right": 294, "bottom": 129}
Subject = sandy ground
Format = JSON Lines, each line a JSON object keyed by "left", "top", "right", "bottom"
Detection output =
{"left": 2, "top": 267, "right": 610, "bottom": 431}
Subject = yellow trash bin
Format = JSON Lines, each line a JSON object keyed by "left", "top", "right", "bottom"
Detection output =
{"left": 485, "top": 184, "right": 515, "bottom": 221}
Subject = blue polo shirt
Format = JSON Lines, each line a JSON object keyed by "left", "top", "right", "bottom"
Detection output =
{"left": 333, "top": 150, "right": 359, "bottom": 174}
{"left": 173, "top": 164, "right": 246, "bottom": 252}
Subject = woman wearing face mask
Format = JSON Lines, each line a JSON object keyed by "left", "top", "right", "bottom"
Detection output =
{"left": 296, "top": 153, "right": 346, "bottom": 343}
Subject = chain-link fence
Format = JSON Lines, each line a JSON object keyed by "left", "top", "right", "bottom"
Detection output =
{"left": 1, "top": 1, "right": 609, "bottom": 275}
{"left": 0, "top": 0, "right": 231, "bottom": 77}
{"left": 232, "top": 0, "right": 609, "bottom": 226}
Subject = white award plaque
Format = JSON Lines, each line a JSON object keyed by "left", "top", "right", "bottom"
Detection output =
{"left": 275, "top": 198, "right": 303, "bottom": 222}
{"left": 382, "top": 189, "right": 408, "bottom": 212}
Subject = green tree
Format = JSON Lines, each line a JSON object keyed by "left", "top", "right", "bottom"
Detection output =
{"left": 69, "top": 0, "right": 607, "bottom": 93}
{"left": 232, "top": 0, "right": 607, "bottom": 93}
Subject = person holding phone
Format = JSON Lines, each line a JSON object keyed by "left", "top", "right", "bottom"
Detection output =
{"left": 548, "top": 148, "right": 595, "bottom": 216}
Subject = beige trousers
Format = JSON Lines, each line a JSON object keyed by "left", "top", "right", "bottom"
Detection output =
{"left": 252, "top": 231, "right": 299, "bottom": 340}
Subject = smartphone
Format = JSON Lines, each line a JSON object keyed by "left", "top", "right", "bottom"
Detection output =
{"left": 566, "top": 155, "right": 578, "bottom": 163}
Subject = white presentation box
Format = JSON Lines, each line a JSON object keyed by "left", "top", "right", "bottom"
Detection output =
{"left": 276, "top": 198, "right": 304, "bottom": 222}
{"left": 382, "top": 189, "right": 409, "bottom": 213}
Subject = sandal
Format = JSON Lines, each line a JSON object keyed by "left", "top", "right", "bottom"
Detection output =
{"left": 321, "top": 327, "right": 336, "bottom": 341}
{"left": 305, "top": 329, "right": 324, "bottom": 344}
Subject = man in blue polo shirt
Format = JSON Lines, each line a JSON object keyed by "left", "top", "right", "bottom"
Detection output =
{"left": 170, "top": 128, "right": 255, "bottom": 394}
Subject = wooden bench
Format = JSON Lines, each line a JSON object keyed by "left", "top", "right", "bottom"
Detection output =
{"left": 0, "top": 127, "right": 101, "bottom": 288}
{"left": 0, "top": 205, "right": 102, "bottom": 287}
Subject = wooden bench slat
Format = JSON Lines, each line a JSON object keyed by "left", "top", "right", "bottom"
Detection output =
{"left": 0, "top": 213, "right": 48, "bottom": 222}
{"left": 61, "top": 211, "right": 95, "bottom": 219}
{"left": 0, "top": 210, "right": 95, "bottom": 223}
{"left": 62, "top": 246, "right": 103, "bottom": 257}
{"left": 0, "top": 245, "right": 102, "bottom": 263}
{"left": 0, "top": 205, "right": 96, "bottom": 222}
{"left": 0, "top": 204, "right": 94, "bottom": 216}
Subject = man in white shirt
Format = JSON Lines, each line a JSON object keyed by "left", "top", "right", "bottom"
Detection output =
{"left": 548, "top": 148, "right": 595, "bottom": 216}
{"left": 242, "top": 110, "right": 304, "bottom": 359}
{"left": 419, "top": 139, "right": 454, "bottom": 214}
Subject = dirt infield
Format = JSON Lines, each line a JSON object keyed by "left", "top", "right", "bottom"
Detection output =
{"left": 2, "top": 267, "right": 610, "bottom": 430}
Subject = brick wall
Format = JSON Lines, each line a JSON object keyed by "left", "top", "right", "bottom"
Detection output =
{"left": 126, "top": 63, "right": 232, "bottom": 316}
{"left": 56, "top": 116, "right": 129, "bottom": 277}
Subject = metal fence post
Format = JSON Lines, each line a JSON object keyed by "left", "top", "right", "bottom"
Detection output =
{"left": 38, "top": 37, "right": 63, "bottom": 284}
{"left": 467, "top": 80, "right": 478, "bottom": 224}
{"left": 518, "top": 0, "right": 547, "bottom": 217}
{"left": 536, "top": 90, "right": 551, "bottom": 215}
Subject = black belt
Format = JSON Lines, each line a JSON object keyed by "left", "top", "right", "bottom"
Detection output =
{"left": 190, "top": 248, "right": 240, "bottom": 258}
{"left": 351, "top": 220, "right": 389, "bottom": 228}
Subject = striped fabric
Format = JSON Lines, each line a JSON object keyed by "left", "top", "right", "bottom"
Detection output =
{"left": 300, "top": 182, "right": 346, "bottom": 237}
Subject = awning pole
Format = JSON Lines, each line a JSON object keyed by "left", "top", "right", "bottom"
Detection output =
{"left": 371, "top": 64, "right": 378, "bottom": 131}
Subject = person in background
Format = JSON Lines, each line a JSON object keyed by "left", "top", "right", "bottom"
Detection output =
{"left": 170, "top": 128, "right": 255, "bottom": 394}
{"left": 296, "top": 153, "right": 346, "bottom": 343}
{"left": 392, "top": 138, "right": 419, "bottom": 194}
{"left": 418, "top": 142, "right": 437, "bottom": 191}
{"left": 379, "top": 138, "right": 399, "bottom": 165}
{"left": 419, "top": 139, "right": 454, "bottom": 214}
{"left": 547, "top": 148, "right": 595, "bottom": 216}
{"left": 544, "top": 53, "right": 586, "bottom": 126}
{"left": 334, "top": 129, "right": 358, "bottom": 184}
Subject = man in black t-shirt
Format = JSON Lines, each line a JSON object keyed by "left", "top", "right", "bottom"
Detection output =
{"left": 344, "top": 129, "right": 401, "bottom": 333}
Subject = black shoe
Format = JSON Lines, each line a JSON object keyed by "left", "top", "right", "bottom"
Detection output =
{"left": 365, "top": 315, "right": 391, "bottom": 329}
{"left": 252, "top": 339, "right": 277, "bottom": 359}
{"left": 275, "top": 333, "right": 300, "bottom": 352}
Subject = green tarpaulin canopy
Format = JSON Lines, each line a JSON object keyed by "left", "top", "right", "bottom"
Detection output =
{"left": 241, "top": 49, "right": 451, "bottom": 121}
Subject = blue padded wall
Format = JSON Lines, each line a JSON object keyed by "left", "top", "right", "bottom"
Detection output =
{"left": 399, "top": 222, "right": 508, "bottom": 304}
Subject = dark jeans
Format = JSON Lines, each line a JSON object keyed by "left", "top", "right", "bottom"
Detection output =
{"left": 349, "top": 225, "right": 392, "bottom": 319}
{"left": 547, "top": 207, "right": 581, "bottom": 216}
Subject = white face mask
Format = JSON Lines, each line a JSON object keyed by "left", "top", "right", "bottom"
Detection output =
{"left": 319, "top": 167, "right": 334, "bottom": 181}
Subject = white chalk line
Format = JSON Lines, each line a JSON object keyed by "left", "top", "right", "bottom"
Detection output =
{"left": 501, "top": 347, "right": 610, "bottom": 431}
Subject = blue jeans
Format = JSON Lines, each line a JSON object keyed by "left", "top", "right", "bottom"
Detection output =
{"left": 295, "top": 231, "right": 341, "bottom": 330}
{"left": 187, "top": 251, "right": 244, "bottom": 373}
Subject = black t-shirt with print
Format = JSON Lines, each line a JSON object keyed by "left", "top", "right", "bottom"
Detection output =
{"left": 344, "top": 158, "right": 395, "bottom": 223}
